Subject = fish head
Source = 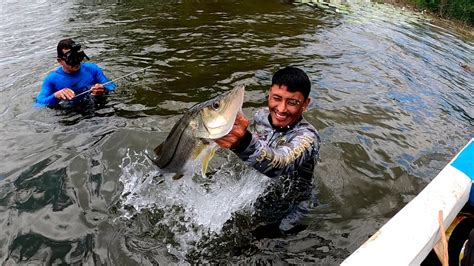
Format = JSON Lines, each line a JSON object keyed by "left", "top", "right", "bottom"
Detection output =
{"left": 191, "top": 85, "right": 245, "bottom": 139}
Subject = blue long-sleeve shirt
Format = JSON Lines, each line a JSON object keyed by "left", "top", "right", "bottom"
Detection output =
{"left": 36, "top": 63, "right": 115, "bottom": 107}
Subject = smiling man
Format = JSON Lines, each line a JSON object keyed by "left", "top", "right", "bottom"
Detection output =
{"left": 216, "top": 66, "right": 320, "bottom": 179}
{"left": 216, "top": 66, "right": 321, "bottom": 236}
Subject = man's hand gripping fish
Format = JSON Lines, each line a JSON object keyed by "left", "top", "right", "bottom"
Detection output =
{"left": 151, "top": 85, "right": 245, "bottom": 180}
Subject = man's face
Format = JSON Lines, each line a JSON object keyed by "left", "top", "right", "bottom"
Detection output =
{"left": 268, "top": 84, "right": 310, "bottom": 128}
{"left": 57, "top": 48, "right": 81, "bottom": 73}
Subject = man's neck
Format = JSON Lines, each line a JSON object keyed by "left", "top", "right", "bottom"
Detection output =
{"left": 62, "top": 64, "right": 81, "bottom": 74}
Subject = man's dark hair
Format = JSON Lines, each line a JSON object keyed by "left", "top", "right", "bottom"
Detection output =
{"left": 57, "top": 38, "right": 75, "bottom": 58}
{"left": 271, "top": 66, "right": 311, "bottom": 99}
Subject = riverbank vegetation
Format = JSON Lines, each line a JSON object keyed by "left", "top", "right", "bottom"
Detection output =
{"left": 390, "top": 0, "right": 473, "bottom": 26}
{"left": 294, "top": 0, "right": 473, "bottom": 26}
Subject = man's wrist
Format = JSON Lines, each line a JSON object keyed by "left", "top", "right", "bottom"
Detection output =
{"left": 231, "top": 130, "right": 252, "bottom": 153}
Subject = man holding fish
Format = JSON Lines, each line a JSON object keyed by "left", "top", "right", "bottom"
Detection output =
{"left": 217, "top": 66, "right": 320, "bottom": 181}
{"left": 216, "top": 66, "right": 321, "bottom": 235}
{"left": 151, "top": 66, "right": 320, "bottom": 235}
{"left": 153, "top": 66, "right": 320, "bottom": 182}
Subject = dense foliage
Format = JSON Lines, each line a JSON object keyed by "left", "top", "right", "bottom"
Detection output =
{"left": 407, "top": 0, "right": 474, "bottom": 25}
{"left": 294, "top": 0, "right": 473, "bottom": 25}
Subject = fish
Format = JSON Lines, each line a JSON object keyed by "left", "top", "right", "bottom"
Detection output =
{"left": 151, "top": 85, "right": 245, "bottom": 179}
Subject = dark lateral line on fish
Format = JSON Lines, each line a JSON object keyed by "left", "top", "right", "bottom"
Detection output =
{"left": 159, "top": 116, "right": 189, "bottom": 169}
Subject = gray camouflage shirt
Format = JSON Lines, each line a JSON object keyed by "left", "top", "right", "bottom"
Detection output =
{"left": 232, "top": 108, "right": 321, "bottom": 180}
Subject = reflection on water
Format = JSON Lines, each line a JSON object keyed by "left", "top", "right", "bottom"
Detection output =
{"left": 0, "top": 0, "right": 472, "bottom": 264}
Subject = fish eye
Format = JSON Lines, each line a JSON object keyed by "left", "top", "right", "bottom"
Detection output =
{"left": 212, "top": 102, "right": 220, "bottom": 110}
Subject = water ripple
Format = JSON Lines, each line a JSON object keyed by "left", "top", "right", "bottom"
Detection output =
{"left": 0, "top": 0, "right": 472, "bottom": 264}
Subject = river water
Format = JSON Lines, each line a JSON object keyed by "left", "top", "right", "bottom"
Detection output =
{"left": 0, "top": 0, "right": 473, "bottom": 264}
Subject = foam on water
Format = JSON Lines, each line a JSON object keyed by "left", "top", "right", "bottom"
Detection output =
{"left": 117, "top": 148, "right": 270, "bottom": 257}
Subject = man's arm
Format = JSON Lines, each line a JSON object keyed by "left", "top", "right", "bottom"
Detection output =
{"left": 216, "top": 112, "right": 321, "bottom": 178}
{"left": 231, "top": 128, "right": 320, "bottom": 178}
{"left": 92, "top": 64, "right": 116, "bottom": 92}
{"left": 36, "top": 77, "right": 59, "bottom": 107}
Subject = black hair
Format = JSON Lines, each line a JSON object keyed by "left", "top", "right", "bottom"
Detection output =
{"left": 56, "top": 38, "right": 89, "bottom": 66}
{"left": 271, "top": 66, "right": 311, "bottom": 99}
{"left": 57, "top": 38, "right": 75, "bottom": 58}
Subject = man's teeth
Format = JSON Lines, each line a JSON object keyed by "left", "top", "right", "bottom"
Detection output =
{"left": 276, "top": 112, "right": 287, "bottom": 119}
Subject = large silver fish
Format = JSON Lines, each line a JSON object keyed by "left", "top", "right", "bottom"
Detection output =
{"left": 152, "top": 85, "right": 245, "bottom": 179}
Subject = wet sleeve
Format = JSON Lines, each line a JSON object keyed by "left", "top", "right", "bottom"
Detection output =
{"left": 232, "top": 129, "right": 320, "bottom": 178}
{"left": 35, "top": 76, "right": 59, "bottom": 107}
{"left": 93, "top": 64, "right": 116, "bottom": 92}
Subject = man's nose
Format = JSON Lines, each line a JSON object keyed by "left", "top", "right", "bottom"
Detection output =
{"left": 276, "top": 101, "right": 287, "bottom": 112}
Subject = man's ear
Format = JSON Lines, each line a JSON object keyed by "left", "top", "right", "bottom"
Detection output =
{"left": 303, "top": 97, "right": 311, "bottom": 110}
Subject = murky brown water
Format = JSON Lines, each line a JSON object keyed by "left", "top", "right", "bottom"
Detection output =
{"left": 0, "top": 0, "right": 473, "bottom": 264}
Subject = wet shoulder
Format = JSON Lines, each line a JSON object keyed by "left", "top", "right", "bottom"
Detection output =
{"left": 292, "top": 118, "right": 320, "bottom": 142}
{"left": 81, "top": 62, "right": 100, "bottom": 72}
{"left": 50, "top": 66, "right": 65, "bottom": 75}
{"left": 253, "top": 108, "right": 270, "bottom": 126}
{"left": 45, "top": 67, "right": 65, "bottom": 81}
{"left": 295, "top": 118, "right": 321, "bottom": 151}
{"left": 297, "top": 118, "right": 318, "bottom": 134}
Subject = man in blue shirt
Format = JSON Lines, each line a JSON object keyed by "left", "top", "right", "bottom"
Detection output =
{"left": 36, "top": 38, "right": 115, "bottom": 109}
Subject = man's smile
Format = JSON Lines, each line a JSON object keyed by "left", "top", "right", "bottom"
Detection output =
{"left": 273, "top": 110, "right": 289, "bottom": 120}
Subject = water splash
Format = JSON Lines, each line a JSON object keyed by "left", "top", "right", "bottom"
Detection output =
{"left": 117, "top": 148, "right": 270, "bottom": 258}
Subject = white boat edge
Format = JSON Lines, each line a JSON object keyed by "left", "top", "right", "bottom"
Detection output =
{"left": 341, "top": 138, "right": 474, "bottom": 266}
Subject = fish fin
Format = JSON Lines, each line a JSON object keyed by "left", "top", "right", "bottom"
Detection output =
{"left": 200, "top": 145, "right": 219, "bottom": 178}
{"left": 172, "top": 173, "right": 184, "bottom": 180}
{"left": 144, "top": 152, "right": 156, "bottom": 164}
{"left": 154, "top": 143, "right": 163, "bottom": 156}
{"left": 153, "top": 113, "right": 193, "bottom": 168}
{"left": 191, "top": 141, "right": 207, "bottom": 159}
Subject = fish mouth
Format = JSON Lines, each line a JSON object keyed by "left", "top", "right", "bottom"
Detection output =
{"left": 152, "top": 85, "right": 245, "bottom": 177}
{"left": 197, "top": 85, "right": 245, "bottom": 139}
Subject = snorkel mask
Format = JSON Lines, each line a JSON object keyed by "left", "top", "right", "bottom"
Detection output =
{"left": 61, "top": 43, "right": 89, "bottom": 67}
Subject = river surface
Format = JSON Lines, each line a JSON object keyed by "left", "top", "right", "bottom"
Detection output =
{"left": 0, "top": 0, "right": 473, "bottom": 264}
